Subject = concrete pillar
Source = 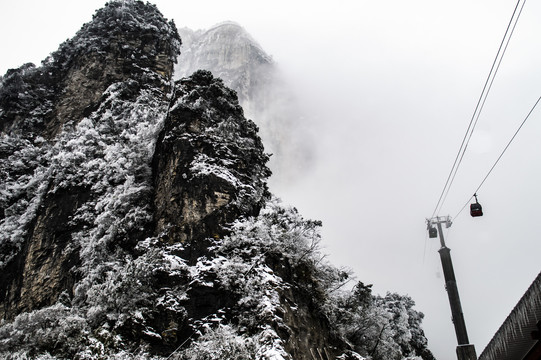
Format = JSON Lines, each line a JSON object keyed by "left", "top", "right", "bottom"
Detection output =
{"left": 457, "top": 344, "right": 477, "bottom": 360}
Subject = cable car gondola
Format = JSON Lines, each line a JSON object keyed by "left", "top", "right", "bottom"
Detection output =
{"left": 426, "top": 219, "right": 438, "bottom": 238}
{"left": 470, "top": 194, "right": 483, "bottom": 217}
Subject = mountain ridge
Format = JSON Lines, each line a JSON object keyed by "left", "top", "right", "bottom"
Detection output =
{"left": 0, "top": 2, "right": 435, "bottom": 359}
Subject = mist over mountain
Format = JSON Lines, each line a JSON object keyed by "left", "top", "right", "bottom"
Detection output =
{"left": 175, "top": 22, "right": 271, "bottom": 105}
{"left": 174, "top": 22, "right": 313, "bottom": 189}
{"left": 0, "top": 1, "right": 435, "bottom": 359}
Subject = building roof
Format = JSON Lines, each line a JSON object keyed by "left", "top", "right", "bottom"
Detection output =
{"left": 478, "top": 271, "right": 541, "bottom": 360}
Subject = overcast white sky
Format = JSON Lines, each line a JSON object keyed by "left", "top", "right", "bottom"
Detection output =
{"left": 1, "top": 1, "right": 540, "bottom": 359}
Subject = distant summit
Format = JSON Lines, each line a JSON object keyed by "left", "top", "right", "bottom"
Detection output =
{"left": 175, "top": 22, "right": 313, "bottom": 186}
{"left": 175, "top": 22, "right": 272, "bottom": 106}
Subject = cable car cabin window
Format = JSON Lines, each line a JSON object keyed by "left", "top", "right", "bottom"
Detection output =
{"left": 470, "top": 203, "right": 483, "bottom": 217}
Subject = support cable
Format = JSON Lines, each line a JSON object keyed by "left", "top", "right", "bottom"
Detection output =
{"left": 436, "top": 0, "right": 527, "bottom": 216}
{"left": 431, "top": 0, "right": 526, "bottom": 218}
{"left": 454, "top": 94, "right": 541, "bottom": 219}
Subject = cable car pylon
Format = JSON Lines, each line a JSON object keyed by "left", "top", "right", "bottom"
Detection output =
{"left": 426, "top": 216, "right": 477, "bottom": 360}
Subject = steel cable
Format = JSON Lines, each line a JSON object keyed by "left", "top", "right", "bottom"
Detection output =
{"left": 454, "top": 95, "right": 541, "bottom": 219}
{"left": 431, "top": 0, "right": 526, "bottom": 218}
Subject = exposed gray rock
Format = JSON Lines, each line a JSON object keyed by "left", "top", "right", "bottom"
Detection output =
{"left": 152, "top": 70, "right": 271, "bottom": 262}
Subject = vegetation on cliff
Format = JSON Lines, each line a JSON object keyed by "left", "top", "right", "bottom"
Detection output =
{"left": 0, "top": 1, "right": 435, "bottom": 359}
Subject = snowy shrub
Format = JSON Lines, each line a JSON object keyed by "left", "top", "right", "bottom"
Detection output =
{"left": 172, "top": 324, "right": 257, "bottom": 360}
{"left": 0, "top": 134, "right": 50, "bottom": 267}
{"left": 216, "top": 196, "right": 351, "bottom": 307}
{"left": 324, "top": 282, "right": 434, "bottom": 360}
{"left": 0, "top": 303, "right": 90, "bottom": 358}
{"left": 218, "top": 197, "right": 323, "bottom": 266}
{"left": 172, "top": 324, "right": 290, "bottom": 360}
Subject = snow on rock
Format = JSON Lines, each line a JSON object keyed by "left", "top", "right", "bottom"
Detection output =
{"left": 0, "top": 2, "right": 436, "bottom": 359}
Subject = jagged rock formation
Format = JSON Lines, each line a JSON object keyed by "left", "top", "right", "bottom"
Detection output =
{"left": 175, "top": 23, "right": 313, "bottom": 187}
{"left": 0, "top": 1, "right": 435, "bottom": 359}
{"left": 152, "top": 70, "right": 271, "bottom": 262}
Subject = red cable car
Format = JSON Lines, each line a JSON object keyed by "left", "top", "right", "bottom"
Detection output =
{"left": 470, "top": 194, "right": 483, "bottom": 217}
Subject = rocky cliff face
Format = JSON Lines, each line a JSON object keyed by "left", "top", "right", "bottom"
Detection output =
{"left": 152, "top": 70, "right": 271, "bottom": 262}
{"left": 0, "top": 2, "right": 434, "bottom": 360}
{"left": 0, "top": 0, "right": 181, "bottom": 321}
